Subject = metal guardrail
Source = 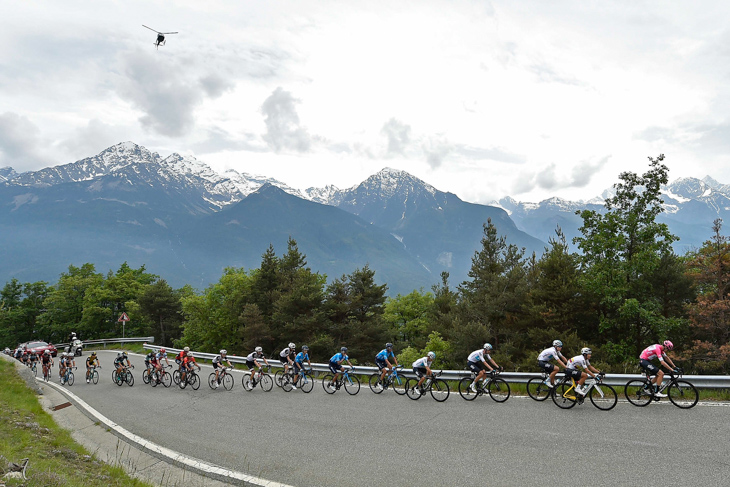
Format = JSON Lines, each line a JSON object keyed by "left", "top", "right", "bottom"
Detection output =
{"left": 142, "top": 344, "right": 730, "bottom": 389}
{"left": 57, "top": 337, "right": 155, "bottom": 349}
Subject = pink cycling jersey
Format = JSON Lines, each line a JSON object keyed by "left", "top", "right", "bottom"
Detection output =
{"left": 640, "top": 344, "right": 665, "bottom": 362}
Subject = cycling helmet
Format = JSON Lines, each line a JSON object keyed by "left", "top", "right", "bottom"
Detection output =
{"left": 184, "top": 346, "right": 190, "bottom": 352}
{"left": 663, "top": 340, "right": 674, "bottom": 351}
{"left": 341, "top": 347, "right": 348, "bottom": 352}
{"left": 90, "top": 351, "right": 96, "bottom": 356}
{"left": 427, "top": 351, "right": 436, "bottom": 360}
{"left": 385, "top": 342, "right": 393, "bottom": 349}
{"left": 44, "top": 350, "right": 50, "bottom": 355}
{"left": 220, "top": 349, "right": 227, "bottom": 355}
{"left": 255, "top": 346, "right": 263, "bottom": 353}
{"left": 160, "top": 348, "right": 166, "bottom": 354}
{"left": 553, "top": 340, "right": 563, "bottom": 348}
{"left": 122, "top": 351, "right": 128, "bottom": 357}
{"left": 117, "top": 352, "right": 123, "bottom": 358}
{"left": 302, "top": 345, "right": 309, "bottom": 351}
{"left": 187, "top": 351, "right": 193, "bottom": 357}
{"left": 581, "top": 347, "right": 592, "bottom": 355}
{"left": 484, "top": 343, "right": 493, "bottom": 351}
{"left": 288, "top": 342, "right": 296, "bottom": 349}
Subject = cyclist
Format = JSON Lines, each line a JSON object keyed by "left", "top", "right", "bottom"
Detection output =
{"left": 328, "top": 347, "right": 354, "bottom": 388}
{"left": 375, "top": 343, "right": 399, "bottom": 390}
{"left": 639, "top": 340, "right": 679, "bottom": 398}
{"left": 62, "top": 352, "right": 76, "bottom": 385}
{"left": 245, "top": 347, "right": 270, "bottom": 386}
{"left": 85, "top": 351, "right": 100, "bottom": 383}
{"left": 411, "top": 351, "right": 436, "bottom": 395}
{"left": 28, "top": 350, "right": 38, "bottom": 369}
{"left": 175, "top": 346, "right": 190, "bottom": 366}
{"left": 466, "top": 343, "right": 501, "bottom": 393}
{"left": 537, "top": 340, "right": 568, "bottom": 388}
{"left": 212, "top": 349, "right": 233, "bottom": 389}
{"left": 279, "top": 343, "right": 296, "bottom": 376}
{"left": 181, "top": 351, "right": 200, "bottom": 384}
{"left": 565, "top": 348, "right": 602, "bottom": 396}
{"left": 291, "top": 345, "right": 312, "bottom": 391}
{"left": 114, "top": 351, "right": 131, "bottom": 380}
{"left": 154, "top": 348, "right": 170, "bottom": 382}
{"left": 41, "top": 350, "right": 53, "bottom": 379}
{"left": 144, "top": 351, "right": 157, "bottom": 376}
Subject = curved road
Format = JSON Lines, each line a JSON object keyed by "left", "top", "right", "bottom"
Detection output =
{"left": 52, "top": 351, "right": 730, "bottom": 486}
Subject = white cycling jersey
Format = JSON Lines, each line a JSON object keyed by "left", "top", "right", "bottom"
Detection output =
{"left": 468, "top": 349, "right": 491, "bottom": 363}
{"left": 412, "top": 356, "right": 433, "bottom": 368}
{"left": 246, "top": 351, "right": 264, "bottom": 361}
{"left": 566, "top": 355, "right": 590, "bottom": 370}
{"left": 279, "top": 347, "right": 292, "bottom": 358}
{"left": 212, "top": 355, "right": 227, "bottom": 365}
{"left": 538, "top": 347, "right": 564, "bottom": 362}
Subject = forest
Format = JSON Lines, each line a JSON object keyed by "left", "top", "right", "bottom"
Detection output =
{"left": 2, "top": 156, "right": 729, "bottom": 374}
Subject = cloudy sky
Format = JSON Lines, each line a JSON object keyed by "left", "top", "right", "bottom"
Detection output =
{"left": 2, "top": 1, "right": 730, "bottom": 204}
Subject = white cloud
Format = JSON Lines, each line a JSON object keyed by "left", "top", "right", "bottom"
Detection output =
{"left": 261, "top": 87, "right": 312, "bottom": 153}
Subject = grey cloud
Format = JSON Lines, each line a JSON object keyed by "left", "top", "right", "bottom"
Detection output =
{"left": 633, "top": 126, "right": 676, "bottom": 143}
{"left": 536, "top": 163, "right": 559, "bottom": 189}
{"left": 571, "top": 156, "right": 609, "bottom": 187}
{"left": 422, "top": 136, "right": 453, "bottom": 169}
{"left": 199, "top": 74, "right": 235, "bottom": 98}
{"left": 0, "top": 112, "right": 53, "bottom": 171}
{"left": 60, "top": 119, "right": 122, "bottom": 161}
{"left": 457, "top": 145, "right": 526, "bottom": 164}
{"left": 190, "top": 126, "right": 267, "bottom": 154}
{"left": 381, "top": 118, "right": 411, "bottom": 155}
{"left": 261, "top": 87, "right": 311, "bottom": 153}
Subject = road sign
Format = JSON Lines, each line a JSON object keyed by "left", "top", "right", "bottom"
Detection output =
{"left": 118, "top": 312, "right": 130, "bottom": 322}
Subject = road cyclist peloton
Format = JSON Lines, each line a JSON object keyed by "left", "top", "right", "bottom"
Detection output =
{"left": 639, "top": 340, "right": 679, "bottom": 398}
{"left": 245, "top": 347, "right": 270, "bottom": 386}
{"left": 85, "top": 351, "right": 100, "bottom": 383}
{"left": 565, "top": 348, "right": 602, "bottom": 397}
{"left": 211, "top": 350, "right": 233, "bottom": 389}
{"left": 411, "top": 351, "right": 436, "bottom": 396}
{"left": 375, "top": 343, "right": 400, "bottom": 390}
{"left": 114, "top": 351, "right": 131, "bottom": 380}
{"left": 279, "top": 342, "right": 296, "bottom": 376}
{"left": 466, "top": 343, "right": 502, "bottom": 393}
{"left": 41, "top": 350, "right": 53, "bottom": 379}
{"left": 291, "top": 345, "right": 312, "bottom": 390}
{"left": 328, "top": 347, "right": 354, "bottom": 388}
{"left": 537, "top": 340, "right": 568, "bottom": 388}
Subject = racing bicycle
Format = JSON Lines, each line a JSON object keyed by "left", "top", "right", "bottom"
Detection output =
{"left": 322, "top": 366, "right": 361, "bottom": 395}
{"left": 527, "top": 371, "right": 562, "bottom": 401}
{"left": 551, "top": 372, "right": 617, "bottom": 411}
{"left": 209, "top": 366, "right": 235, "bottom": 391}
{"left": 458, "top": 370, "right": 510, "bottom": 402}
{"left": 406, "top": 370, "right": 449, "bottom": 402}
{"left": 368, "top": 365, "right": 408, "bottom": 395}
{"left": 112, "top": 365, "right": 135, "bottom": 387}
{"left": 282, "top": 367, "right": 314, "bottom": 393}
{"left": 624, "top": 369, "right": 698, "bottom": 409}
{"left": 242, "top": 366, "right": 274, "bottom": 392}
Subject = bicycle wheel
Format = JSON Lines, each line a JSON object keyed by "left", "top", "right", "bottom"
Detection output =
{"left": 368, "top": 374, "right": 384, "bottom": 394}
{"left": 488, "top": 378, "right": 511, "bottom": 403}
{"left": 322, "top": 374, "right": 336, "bottom": 394}
{"left": 143, "top": 369, "right": 151, "bottom": 384}
{"left": 161, "top": 372, "right": 172, "bottom": 388}
{"left": 92, "top": 370, "right": 99, "bottom": 385}
{"left": 179, "top": 374, "right": 188, "bottom": 389}
{"left": 344, "top": 375, "right": 361, "bottom": 395}
{"left": 190, "top": 373, "right": 200, "bottom": 390}
{"left": 430, "top": 379, "right": 449, "bottom": 402}
{"left": 551, "top": 381, "right": 577, "bottom": 409}
{"left": 275, "top": 370, "right": 286, "bottom": 388}
{"left": 589, "top": 384, "right": 617, "bottom": 411}
{"left": 150, "top": 371, "right": 159, "bottom": 387}
{"left": 668, "top": 380, "right": 699, "bottom": 409}
{"left": 208, "top": 373, "right": 218, "bottom": 390}
{"left": 405, "top": 379, "right": 423, "bottom": 400}
{"left": 392, "top": 374, "right": 408, "bottom": 395}
{"left": 259, "top": 373, "right": 274, "bottom": 392}
{"left": 527, "top": 377, "right": 551, "bottom": 401}
{"left": 624, "top": 380, "right": 652, "bottom": 407}
{"left": 114, "top": 371, "right": 123, "bottom": 386}
{"left": 222, "top": 373, "right": 234, "bottom": 391}
{"left": 281, "top": 373, "right": 293, "bottom": 392}
{"left": 125, "top": 371, "right": 134, "bottom": 387}
{"left": 457, "top": 378, "right": 479, "bottom": 401}
{"left": 67, "top": 372, "right": 74, "bottom": 386}
{"left": 32, "top": 364, "right": 37, "bottom": 377}
{"left": 242, "top": 373, "right": 253, "bottom": 391}
{"left": 299, "top": 373, "right": 314, "bottom": 393}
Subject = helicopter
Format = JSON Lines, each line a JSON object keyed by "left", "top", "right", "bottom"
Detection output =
{"left": 142, "top": 25, "right": 178, "bottom": 49}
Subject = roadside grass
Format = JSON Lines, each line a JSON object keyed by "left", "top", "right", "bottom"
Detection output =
{"left": 0, "top": 359, "right": 154, "bottom": 487}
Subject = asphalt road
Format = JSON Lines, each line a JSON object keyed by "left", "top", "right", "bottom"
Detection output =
{"left": 52, "top": 351, "right": 730, "bottom": 487}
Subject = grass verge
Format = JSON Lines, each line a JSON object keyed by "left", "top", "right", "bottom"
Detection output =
{"left": 0, "top": 359, "right": 154, "bottom": 487}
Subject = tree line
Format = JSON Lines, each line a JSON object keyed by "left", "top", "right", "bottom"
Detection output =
{"left": 1, "top": 155, "right": 729, "bottom": 374}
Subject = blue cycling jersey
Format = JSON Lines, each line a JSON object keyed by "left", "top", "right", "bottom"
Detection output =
{"left": 376, "top": 349, "right": 395, "bottom": 360}
{"left": 330, "top": 352, "right": 348, "bottom": 363}
{"left": 295, "top": 352, "right": 309, "bottom": 363}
